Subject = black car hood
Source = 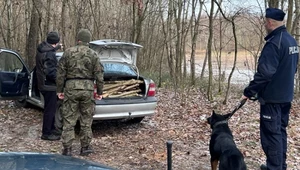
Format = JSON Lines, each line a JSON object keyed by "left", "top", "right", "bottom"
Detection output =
{"left": 0, "top": 152, "right": 116, "bottom": 170}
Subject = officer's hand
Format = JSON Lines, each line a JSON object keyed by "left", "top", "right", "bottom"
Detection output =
{"left": 95, "top": 94, "right": 102, "bottom": 100}
{"left": 57, "top": 93, "right": 64, "bottom": 100}
{"left": 241, "top": 95, "right": 248, "bottom": 100}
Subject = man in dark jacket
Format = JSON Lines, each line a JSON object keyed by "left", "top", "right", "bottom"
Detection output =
{"left": 243, "top": 8, "right": 299, "bottom": 170}
{"left": 36, "top": 31, "right": 61, "bottom": 141}
{"left": 56, "top": 29, "right": 104, "bottom": 156}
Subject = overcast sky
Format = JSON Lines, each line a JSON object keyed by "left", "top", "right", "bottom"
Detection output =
{"left": 202, "top": 0, "right": 266, "bottom": 15}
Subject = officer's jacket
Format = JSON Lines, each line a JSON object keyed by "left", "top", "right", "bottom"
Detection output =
{"left": 36, "top": 41, "right": 59, "bottom": 91}
{"left": 56, "top": 43, "right": 104, "bottom": 95}
{"left": 244, "top": 26, "right": 299, "bottom": 103}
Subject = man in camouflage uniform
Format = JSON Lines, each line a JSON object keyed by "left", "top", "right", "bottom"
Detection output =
{"left": 56, "top": 29, "right": 104, "bottom": 156}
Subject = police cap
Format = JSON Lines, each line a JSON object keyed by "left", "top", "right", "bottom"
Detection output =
{"left": 265, "top": 8, "right": 285, "bottom": 21}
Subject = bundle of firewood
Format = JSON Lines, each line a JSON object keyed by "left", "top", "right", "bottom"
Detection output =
{"left": 102, "top": 79, "right": 143, "bottom": 98}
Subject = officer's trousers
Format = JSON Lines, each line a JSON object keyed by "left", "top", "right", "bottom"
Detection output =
{"left": 260, "top": 102, "right": 291, "bottom": 170}
{"left": 41, "top": 91, "right": 57, "bottom": 136}
{"left": 62, "top": 89, "right": 95, "bottom": 148}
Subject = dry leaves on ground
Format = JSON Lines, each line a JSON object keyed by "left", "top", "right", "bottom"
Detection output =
{"left": 0, "top": 88, "right": 300, "bottom": 170}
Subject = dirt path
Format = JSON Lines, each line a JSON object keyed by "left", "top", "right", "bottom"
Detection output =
{"left": 1, "top": 89, "right": 300, "bottom": 170}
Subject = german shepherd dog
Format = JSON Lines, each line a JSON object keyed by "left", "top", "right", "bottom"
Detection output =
{"left": 207, "top": 111, "right": 247, "bottom": 170}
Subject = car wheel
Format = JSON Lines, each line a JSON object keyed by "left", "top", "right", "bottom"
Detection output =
{"left": 128, "top": 117, "right": 144, "bottom": 124}
{"left": 54, "top": 100, "right": 63, "bottom": 131}
{"left": 14, "top": 99, "right": 28, "bottom": 108}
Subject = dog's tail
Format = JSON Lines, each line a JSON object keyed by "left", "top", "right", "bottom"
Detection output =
{"left": 219, "top": 149, "right": 247, "bottom": 170}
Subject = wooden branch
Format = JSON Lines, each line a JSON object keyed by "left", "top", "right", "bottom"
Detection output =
{"left": 104, "top": 85, "right": 126, "bottom": 95}
{"left": 105, "top": 79, "right": 143, "bottom": 84}
{"left": 108, "top": 89, "right": 141, "bottom": 98}
{"left": 102, "top": 79, "right": 144, "bottom": 98}
{"left": 103, "top": 83, "right": 123, "bottom": 91}
{"left": 123, "top": 84, "right": 139, "bottom": 91}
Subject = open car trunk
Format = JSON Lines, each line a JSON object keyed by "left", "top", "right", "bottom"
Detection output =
{"left": 102, "top": 75, "right": 146, "bottom": 99}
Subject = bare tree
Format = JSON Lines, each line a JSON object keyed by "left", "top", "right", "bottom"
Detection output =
{"left": 164, "top": 0, "right": 175, "bottom": 83}
{"left": 267, "top": 0, "right": 280, "bottom": 8}
{"left": 294, "top": 0, "right": 300, "bottom": 93}
{"left": 60, "top": 0, "right": 67, "bottom": 49}
{"left": 25, "top": 0, "right": 42, "bottom": 70}
{"left": 6, "top": 0, "right": 12, "bottom": 48}
{"left": 207, "top": 0, "right": 215, "bottom": 100}
{"left": 43, "top": 0, "right": 51, "bottom": 40}
{"left": 190, "top": 0, "right": 204, "bottom": 86}
{"left": 238, "top": 13, "right": 265, "bottom": 72}
{"left": 214, "top": 0, "right": 243, "bottom": 104}
{"left": 286, "top": 0, "right": 294, "bottom": 32}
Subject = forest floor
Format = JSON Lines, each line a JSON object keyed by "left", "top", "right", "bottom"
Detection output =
{"left": 1, "top": 88, "right": 300, "bottom": 170}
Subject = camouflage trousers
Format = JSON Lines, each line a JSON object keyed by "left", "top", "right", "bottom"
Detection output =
{"left": 61, "top": 89, "right": 95, "bottom": 148}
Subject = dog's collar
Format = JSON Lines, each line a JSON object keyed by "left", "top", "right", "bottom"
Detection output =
{"left": 213, "top": 120, "right": 228, "bottom": 129}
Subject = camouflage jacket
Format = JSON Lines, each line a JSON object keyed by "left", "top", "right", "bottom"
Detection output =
{"left": 56, "top": 42, "right": 104, "bottom": 94}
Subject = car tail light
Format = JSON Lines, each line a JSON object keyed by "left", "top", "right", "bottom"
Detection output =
{"left": 147, "top": 82, "right": 156, "bottom": 97}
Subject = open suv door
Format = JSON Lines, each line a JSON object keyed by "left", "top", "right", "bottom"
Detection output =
{"left": 0, "top": 49, "right": 30, "bottom": 100}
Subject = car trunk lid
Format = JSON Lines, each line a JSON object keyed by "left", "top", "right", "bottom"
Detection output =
{"left": 89, "top": 39, "right": 142, "bottom": 65}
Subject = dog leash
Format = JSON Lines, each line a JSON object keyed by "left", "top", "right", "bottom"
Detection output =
{"left": 227, "top": 98, "right": 247, "bottom": 119}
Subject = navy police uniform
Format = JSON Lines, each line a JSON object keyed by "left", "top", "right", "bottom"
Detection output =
{"left": 244, "top": 8, "right": 299, "bottom": 170}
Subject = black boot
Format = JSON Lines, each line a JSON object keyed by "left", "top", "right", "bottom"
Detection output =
{"left": 260, "top": 164, "right": 267, "bottom": 170}
{"left": 80, "top": 145, "right": 94, "bottom": 156}
{"left": 41, "top": 134, "right": 60, "bottom": 141}
{"left": 52, "top": 128, "right": 62, "bottom": 136}
{"left": 62, "top": 147, "right": 72, "bottom": 156}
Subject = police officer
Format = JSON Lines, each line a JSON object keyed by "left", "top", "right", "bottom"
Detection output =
{"left": 56, "top": 29, "right": 104, "bottom": 156}
{"left": 243, "top": 8, "right": 299, "bottom": 170}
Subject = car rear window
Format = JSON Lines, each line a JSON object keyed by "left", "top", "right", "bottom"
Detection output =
{"left": 103, "top": 63, "right": 136, "bottom": 76}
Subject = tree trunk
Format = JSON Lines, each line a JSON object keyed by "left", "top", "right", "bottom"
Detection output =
{"left": 286, "top": 0, "right": 293, "bottom": 32}
{"left": 291, "top": 0, "right": 300, "bottom": 34}
{"left": 158, "top": 47, "right": 165, "bottom": 88}
{"left": 295, "top": 0, "right": 300, "bottom": 93}
{"left": 218, "top": 16, "right": 223, "bottom": 93}
{"left": 7, "top": 0, "right": 12, "bottom": 48}
{"left": 26, "top": 0, "right": 41, "bottom": 70}
{"left": 200, "top": 50, "right": 208, "bottom": 79}
{"left": 175, "top": 0, "right": 183, "bottom": 87}
{"left": 0, "top": 2, "right": 8, "bottom": 48}
{"left": 131, "top": 1, "right": 136, "bottom": 42}
{"left": 214, "top": 0, "right": 240, "bottom": 104}
{"left": 267, "top": 0, "right": 279, "bottom": 8}
{"left": 60, "top": 0, "right": 67, "bottom": 50}
{"left": 190, "top": 0, "right": 204, "bottom": 86}
{"left": 44, "top": 0, "right": 51, "bottom": 39}
{"left": 75, "top": 0, "right": 83, "bottom": 44}
{"left": 167, "top": 0, "right": 175, "bottom": 83}
{"left": 207, "top": 0, "right": 214, "bottom": 101}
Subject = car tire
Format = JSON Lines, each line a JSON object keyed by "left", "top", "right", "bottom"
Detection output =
{"left": 54, "top": 100, "right": 63, "bottom": 131}
{"left": 128, "top": 117, "right": 144, "bottom": 124}
{"left": 14, "top": 99, "right": 28, "bottom": 108}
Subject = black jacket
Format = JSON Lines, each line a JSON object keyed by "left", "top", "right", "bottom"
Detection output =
{"left": 244, "top": 26, "right": 299, "bottom": 103}
{"left": 36, "top": 41, "right": 60, "bottom": 91}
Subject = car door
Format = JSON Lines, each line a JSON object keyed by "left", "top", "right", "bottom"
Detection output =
{"left": 0, "top": 49, "right": 30, "bottom": 100}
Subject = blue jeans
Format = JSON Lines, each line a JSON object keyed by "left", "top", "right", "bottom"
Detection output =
{"left": 260, "top": 103, "right": 290, "bottom": 170}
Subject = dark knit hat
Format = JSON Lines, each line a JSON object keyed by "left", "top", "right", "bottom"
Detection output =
{"left": 77, "top": 29, "right": 92, "bottom": 43}
{"left": 265, "top": 8, "right": 285, "bottom": 21}
{"left": 47, "top": 31, "right": 60, "bottom": 44}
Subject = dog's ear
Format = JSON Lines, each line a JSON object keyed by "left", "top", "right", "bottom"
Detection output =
{"left": 212, "top": 110, "right": 216, "bottom": 115}
{"left": 207, "top": 117, "right": 211, "bottom": 125}
{"left": 223, "top": 113, "right": 231, "bottom": 120}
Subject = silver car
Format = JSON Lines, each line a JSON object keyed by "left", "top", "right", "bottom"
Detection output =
{"left": 0, "top": 40, "right": 157, "bottom": 123}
